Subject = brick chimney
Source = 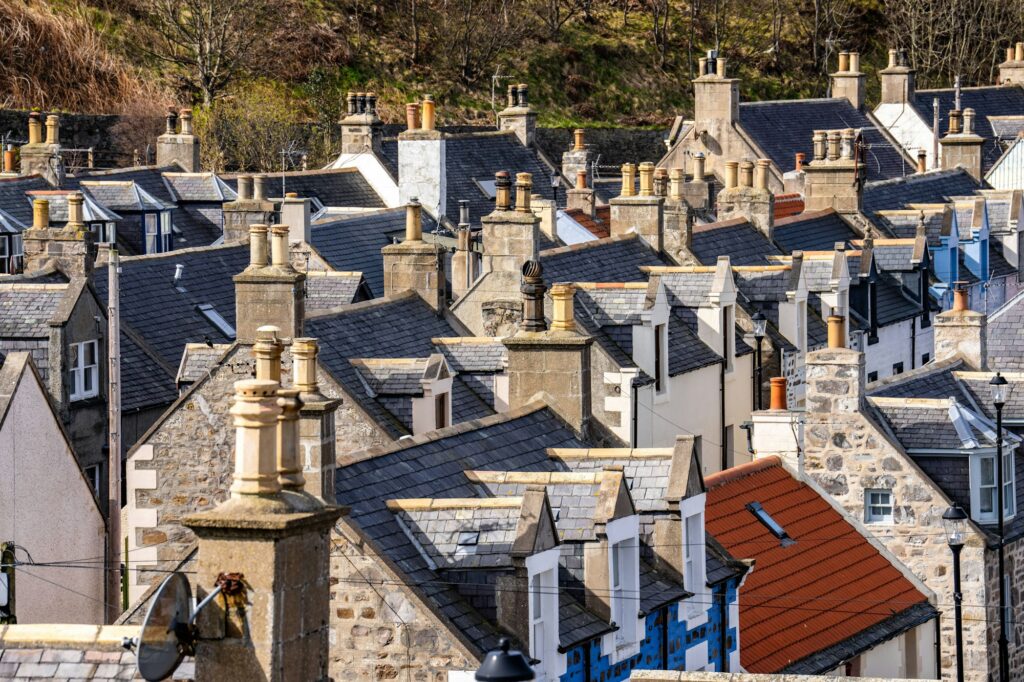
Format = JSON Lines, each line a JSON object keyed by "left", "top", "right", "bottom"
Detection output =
{"left": 398, "top": 96, "right": 446, "bottom": 215}
{"left": 933, "top": 283, "right": 987, "bottom": 369}
{"left": 610, "top": 161, "right": 665, "bottom": 253}
{"left": 503, "top": 267, "right": 593, "bottom": 435}
{"left": 22, "top": 195, "right": 95, "bottom": 276}
{"left": 940, "top": 108, "right": 985, "bottom": 181}
{"left": 233, "top": 223, "right": 305, "bottom": 342}
{"left": 998, "top": 42, "right": 1024, "bottom": 85}
{"left": 223, "top": 174, "right": 274, "bottom": 242}
{"left": 803, "top": 129, "right": 865, "bottom": 213}
{"left": 716, "top": 158, "right": 774, "bottom": 238}
{"left": 156, "top": 107, "right": 200, "bottom": 172}
{"left": 562, "top": 128, "right": 591, "bottom": 185}
{"left": 879, "top": 49, "right": 916, "bottom": 104}
{"left": 19, "top": 111, "right": 63, "bottom": 186}
{"left": 830, "top": 51, "right": 866, "bottom": 110}
{"left": 382, "top": 198, "right": 446, "bottom": 310}
{"left": 293, "top": 337, "right": 340, "bottom": 504}
{"left": 280, "top": 192, "right": 311, "bottom": 244}
{"left": 339, "top": 91, "right": 383, "bottom": 155}
{"left": 566, "top": 169, "right": 596, "bottom": 217}
{"left": 185, "top": 365, "right": 343, "bottom": 680}
{"left": 498, "top": 84, "right": 537, "bottom": 147}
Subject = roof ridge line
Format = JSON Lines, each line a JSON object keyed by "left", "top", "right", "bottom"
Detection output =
{"left": 704, "top": 456, "right": 780, "bottom": 488}
{"left": 539, "top": 233, "right": 638, "bottom": 257}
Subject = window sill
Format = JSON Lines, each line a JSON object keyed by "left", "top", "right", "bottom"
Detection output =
{"left": 70, "top": 394, "right": 103, "bottom": 405}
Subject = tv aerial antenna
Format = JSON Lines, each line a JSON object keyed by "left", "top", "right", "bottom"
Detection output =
{"left": 123, "top": 572, "right": 243, "bottom": 681}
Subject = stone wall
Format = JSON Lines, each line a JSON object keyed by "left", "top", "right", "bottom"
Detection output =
{"left": 983, "top": 536, "right": 1024, "bottom": 676}
{"left": 0, "top": 109, "right": 119, "bottom": 155}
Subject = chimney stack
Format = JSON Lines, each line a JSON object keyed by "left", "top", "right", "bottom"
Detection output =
{"left": 233, "top": 223, "right": 305, "bottom": 342}
{"left": 610, "top": 161, "right": 665, "bottom": 253}
{"left": 280, "top": 193, "right": 311, "bottom": 244}
{"left": 503, "top": 262, "right": 593, "bottom": 435}
{"left": 452, "top": 200, "right": 476, "bottom": 299}
{"left": 933, "top": 282, "right": 987, "bottom": 369}
{"left": 693, "top": 51, "right": 741, "bottom": 167}
{"left": 802, "top": 129, "right": 865, "bottom": 213}
{"left": 19, "top": 111, "right": 63, "bottom": 185}
{"left": 382, "top": 198, "right": 446, "bottom": 310}
{"left": 398, "top": 100, "right": 445, "bottom": 215}
{"left": 940, "top": 108, "right": 984, "bottom": 180}
{"left": 562, "top": 128, "right": 591, "bottom": 184}
{"left": 830, "top": 49, "right": 866, "bottom": 109}
{"left": 292, "top": 337, "right": 340, "bottom": 504}
{"left": 998, "top": 42, "right": 1024, "bottom": 85}
{"left": 156, "top": 107, "right": 201, "bottom": 172}
{"left": 339, "top": 89, "right": 383, "bottom": 155}
{"left": 663, "top": 167, "right": 694, "bottom": 261}
{"left": 22, "top": 196, "right": 95, "bottom": 276}
{"left": 879, "top": 48, "right": 917, "bottom": 103}
{"left": 716, "top": 158, "right": 775, "bottom": 238}
{"left": 498, "top": 83, "right": 537, "bottom": 147}
{"left": 481, "top": 171, "right": 540, "bottom": 277}
{"left": 223, "top": 174, "right": 274, "bottom": 242}
{"left": 566, "top": 168, "right": 596, "bottom": 217}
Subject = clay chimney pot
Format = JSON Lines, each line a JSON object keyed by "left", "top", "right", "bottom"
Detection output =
{"left": 575, "top": 170, "right": 587, "bottom": 190}
{"left": 827, "top": 314, "right": 846, "bottom": 349}
{"left": 515, "top": 172, "right": 533, "bottom": 212}
{"left": 405, "top": 103, "right": 421, "bottom": 131}
{"left": 421, "top": 95, "right": 436, "bottom": 131}
{"left": 550, "top": 283, "right": 576, "bottom": 332}
{"left": 769, "top": 377, "right": 787, "bottom": 410}
{"left": 406, "top": 198, "right": 423, "bottom": 241}
{"left": 952, "top": 282, "right": 969, "bottom": 312}
{"left": 31, "top": 199, "right": 49, "bottom": 230}
{"left": 724, "top": 161, "right": 739, "bottom": 190}
{"left": 573, "top": 128, "right": 585, "bottom": 151}
{"left": 249, "top": 224, "right": 269, "bottom": 268}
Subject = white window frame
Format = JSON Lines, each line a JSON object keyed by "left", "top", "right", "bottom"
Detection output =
{"left": 84, "top": 464, "right": 101, "bottom": 497}
{"left": 654, "top": 322, "right": 667, "bottom": 395}
{"left": 69, "top": 340, "right": 100, "bottom": 401}
{"left": 526, "top": 548, "right": 564, "bottom": 682}
{"left": 865, "top": 488, "right": 894, "bottom": 524}
{"left": 160, "top": 211, "right": 172, "bottom": 251}
{"left": 145, "top": 213, "right": 159, "bottom": 253}
{"left": 722, "top": 305, "right": 734, "bottom": 372}
{"left": 970, "top": 451, "right": 1016, "bottom": 524}
{"left": 602, "top": 515, "right": 642, "bottom": 663}
{"left": 680, "top": 493, "right": 709, "bottom": 624}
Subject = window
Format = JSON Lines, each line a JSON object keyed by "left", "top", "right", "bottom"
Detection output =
{"left": 681, "top": 498, "right": 708, "bottom": 621}
{"left": 722, "top": 305, "right": 734, "bottom": 371}
{"left": 195, "top": 304, "right": 236, "bottom": 339}
{"left": 971, "top": 452, "right": 1016, "bottom": 524}
{"left": 145, "top": 213, "right": 159, "bottom": 253}
{"left": 435, "top": 392, "right": 449, "bottom": 429}
{"left": 746, "top": 501, "right": 795, "bottom": 546}
{"left": 0, "top": 235, "right": 22, "bottom": 275}
{"left": 526, "top": 554, "right": 561, "bottom": 680}
{"left": 70, "top": 340, "right": 100, "bottom": 401}
{"left": 654, "top": 323, "right": 666, "bottom": 393}
{"left": 455, "top": 531, "right": 478, "bottom": 558}
{"left": 868, "top": 371, "right": 879, "bottom": 383}
{"left": 160, "top": 212, "right": 172, "bottom": 251}
{"left": 530, "top": 572, "right": 545, "bottom": 659}
{"left": 684, "top": 513, "right": 702, "bottom": 589}
{"left": 922, "top": 353, "right": 931, "bottom": 364}
{"left": 610, "top": 541, "right": 625, "bottom": 640}
{"left": 865, "top": 489, "right": 893, "bottom": 524}
{"left": 893, "top": 362, "right": 905, "bottom": 375}
{"left": 90, "top": 221, "right": 116, "bottom": 244}
{"left": 84, "top": 465, "right": 101, "bottom": 498}
{"left": 602, "top": 517, "right": 641, "bottom": 659}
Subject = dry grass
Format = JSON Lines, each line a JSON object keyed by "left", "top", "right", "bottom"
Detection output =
{"left": 0, "top": 0, "right": 170, "bottom": 115}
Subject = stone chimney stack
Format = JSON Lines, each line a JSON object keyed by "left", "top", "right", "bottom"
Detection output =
{"left": 830, "top": 50, "right": 866, "bottom": 109}
{"left": 716, "top": 157, "right": 775, "bottom": 238}
{"left": 339, "top": 91, "right": 383, "bottom": 155}
{"left": 802, "top": 129, "right": 865, "bottom": 213}
{"left": 610, "top": 161, "right": 665, "bottom": 253}
{"left": 292, "top": 337, "right": 339, "bottom": 504}
{"left": 233, "top": 224, "right": 306, "bottom": 342}
{"left": 185, "top": 370, "right": 342, "bottom": 682}
{"left": 156, "top": 107, "right": 201, "bottom": 172}
{"left": 998, "top": 42, "right": 1024, "bottom": 85}
{"left": 933, "top": 283, "right": 987, "bottom": 369}
{"left": 566, "top": 169, "right": 596, "bottom": 217}
{"left": 805, "top": 344, "right": 866, "bottom": 415}
{"left": 562, "top": 128, "right": 592, "bottom": 185}
{"left": 280, "top": 192, "right": 311, "bottom": 244}
{"left": 498, "top": 84, "right": 538, "bottom": 147}
{"left": 19, "top": 111, "right": 63, "bottom": 186}
{"left": 481, "top": 171, "right": 541, "bottom": 276}
{"left": 694, "top": 53, "right": 740, "bottom": 128}
{"left": 940, "top": 108, "right": 985, "bottom": 181}
{"left": 223, "top": 174, "right": 274, "bottom": 242}
{"left": 879, "top": 48, "right": 916, "bottom": 104}
{"left": 663, "top": 167, "right": 693, "bottom": 262}
{"left": 503, "top": 265, "right": 593, "bottom": 435}
{"left": 451, "top": 200, "right": 476, "bottom": 300}
{"left": 382, "top": 198, "right": 446, "bottom": 310}
{"left": 398, "top": 96, "right": 446, "bottom": 215}
{"left": 22, "top": 196, "right": 95, "bottom": 276}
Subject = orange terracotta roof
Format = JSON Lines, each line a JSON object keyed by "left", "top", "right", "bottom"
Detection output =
{"left": 564, "top": 208, "right": 610, "bottom": 239}
{"left": 705, "top": 458, "right": 930, "bottom": 673}
{"left": 774, "top": 193, "right": 805, "bottom": 219}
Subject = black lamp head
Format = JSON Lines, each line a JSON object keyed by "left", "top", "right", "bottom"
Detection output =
{"left": 475, "top": 638, "right": 535, "bottom": 682}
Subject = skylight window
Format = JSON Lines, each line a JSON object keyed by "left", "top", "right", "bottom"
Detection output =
{"left": 746, "top": 501, "right": 795, "bottom": 547}
{"left": 455, "top": 530, "right": 480, "bottom": 557}
{"left": 474, "top": 179, "right": 497, "bottom": 199}
{"left": 195, "top": 304, "right": 236, "bottom": 339}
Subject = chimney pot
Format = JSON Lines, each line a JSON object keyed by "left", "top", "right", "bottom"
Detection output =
{"left": 838, "top": 51, "right": 850, "bottom": 72}
{"left": 692, "top": 152, "right": 706, "bottom": 179}
{"left": 249, "top": 224, "right": 269, "bottom": 268}
{"left": 286, "top": 192, "right": 298, "bottom": 198}
{"left": 519, "top": 260, "right": 547, "bottom": 332}
{"left": 254, "top": 326, "right": 284, "bottom": 382}
{"left": 1008, "top": 47, "right": 1016, "bottom": 63}
{"left": 515, "top": 172, "right": 533, "bottom": 212}
{"left": 422, "top": 95, "right": 436, "bottom": 131}
{"left": 739, "top": 161, "right": 754, "bottom": 188}
{"left": 67, "top": 192, "right": 84, "bottom": 228}
{"left": 755, "top": 159, "right": 770, "bottom": 190}
{"left": 698, "top": 57, "right": 708, "bottom": 76}
{"left": 228, "top": 378, "right": 283, "bottom": 497}
{"left": 253, "top": 175, "right": 267, "bottom": 201}
{"left": 2, "top": 146, "right": 14, "bottom": 173}
{"left": 812, "top": 131, "right": 827, "bottom": 161}
{"left": 963, "top": 107, "right": 976, "bottom": 135}
{"left": 406, "top": 198, "right": 423, "bottom": 241}
{"left": 638, "top": 162, "right": 655, "bottom": 196}
{"left": 849, "top": 52, "right": 860, "bottom": 72}
{"left": 620, "top": 163, "right": 637, "bottom": 197}
{"left": 237, "top": 175, "right": 253, "bottom": 200}
{"left": 292, "top": 337, "right": 320, "bottom": 395}
{"left": 270, "top": 224, "right": 290, "bottom": 268}
{"left": 840, "top": 128, "right": 856, "bottom": 160}
{"left": 179, "top": 109, "right": 194, "bottom": 135}
{"left": 573, "top": 128, "right": 585, "bottom": 151}
{"left": 769, "top": 377, "right": 788, "bottom": 410}
{"left": 550, "top": 282, "right": 576, "bottom": 332}
{"left": 724, "top": 161, "right": 739, "bottom": 190}
{"left": 795, "top": 152, "right": 805, "bottom": 171}
{"left": 494, "top": 171, "right": 512, "bottom": 210}
{"left": 917, "top": 149, "right": 927, "bottom": 173}
{"left": 165, "top": 107, "right": 178, "bottom": 135}
{"left": 654, "top": 167, "right": 668, "bottom": 197}
{"left": 888, "top": 49, "right": 897, "bottom": 68}
{"left": 44, "top": 114, "right": 59, "bottom": 146}
{"left": 952, "top": 282, "right": 969, "bottom": 312}
{"left": 948, "top": 109, "right": 962, "bottom": 135}
{"left": 31, "top": 198, "right": 49, "bottom": 229}
{"left": 1017, "top": 42, "right": 1024, "bottom": 61}
{"left": 356, "top": 92, "right": 367, "bottom": 113}
{"left": 668, "top": 168, "right": 684, "bottom": 200}
{"left": 716, "top": 57, "right": 727, "bottom": 78}
{"left": 366, "top": 93, "right": 378, "bottom": 116}
{"left": 406, "top": 103, "right": 421, "bottom": 131}
{"left": 517, "top": 84, "right": 529, "bottom": 107}
{"left": 346, "top": 92, "right": 357, "bottom": 116}
{"left": 575, "top": 169, "right": 587, "bottom": 190}
{"left": 827, "top": 314, "right": 846, "bottom": 348}
{"left": 27, "top": 111, "right": 42, "bottom": 145}
{"left": 827, "top": 131, "right": 842, "bottom": 161}
{"left": 459, "top": 198, "right": 470, "bottom": 226}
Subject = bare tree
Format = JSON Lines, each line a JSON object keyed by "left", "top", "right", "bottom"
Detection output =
{"left": 141, "top": 0, "right": 274, "bottom": 105}
{"left": 649, "top": 0, "right": 671, "bottom": 70}
{"left": 535, "top": 0, "right": 586, "bottom": 37}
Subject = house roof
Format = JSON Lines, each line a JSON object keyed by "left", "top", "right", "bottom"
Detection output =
{"left": 563, "top": 207, "right": 610, "bottom": 239}
{"left": 0, "top": 625, "right": 144, "bottom": 680}
{"left": 24, "top": 190, "right": 121, "bottom": 223}
{"left": 171, "top": 204, "right": 223, "bottom": 249}
{"left": 704, "top": 457, "right": 935, "bottom": 674}
{"left": 869, "top": 358, "right": 967, "bottom": 399}
{"left": 162, "top": 172, "right": 237, "bottom": 203}
{"left": 987, "top": 289, "right": 1024, "bottom": 370}
{"left": 689, "top": 218, "right": 782, "bottom": 265}
{"left": 120, "top": 330, "right": 178, "bottom": 412}
{"left": 771, "top": 209, "right": 860, "bottom": 254}
{"left": 222, "top": 168, "right": 386, "bottom": 208}
{"left": 0, "top": 175, "right": 52, "bottom": 225}
{"left": 304, "top": 271, "right": 370, "bottom": 312}
{"left": 861, "top": 168, "right": 982, "bottom": 228}
{"left": 0, "top": 282, "right": 69, "bottom": 338}
{"left": 70, "top": 165, "right": 180, "bottom": 206}
{"left": 540, "top": 234, "right": 665, "bottom": 284}
{"left": 738, "top": 99, "right": 912, "bottom": 181}
{"left": 79, "top": 181, "right": 173, "bottom": 212}
{"left": 431, "top": 337, "right": 506, "bottom": 373}
{"left": 0, "top": 207, "right": 27, "bottom": 234}
{"left": 869, "top": 396, "right": 1005, "bottom": 451}
{"left": 911, "top": 85, "right": 1024, "bottom": 172}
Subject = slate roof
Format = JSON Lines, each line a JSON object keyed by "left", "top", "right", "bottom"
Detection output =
{"left": 733, "top": 268, "right": 793, "bottom": 302}
{"left": 704, "top": 457, "right": 935, "bottom": 674}
{"left": 540, "top": 235, "right": 665, "bottom": 284}
{"left": 989, "top": 116, "right": 1024, "bottom": 140}
{"left": 989, "top": 242, "right": 1018, "bottom": 279}
{"left": 431, "top": 338, "right": 507, "bottom": 372}
{"left": 304, "top": 271, "right": 369, "bottom": 311}
{"left": 172, "top": 204, "right": 223, "bottom": 248}
{"left": 771, "top": 209, "right": 860, "bottom": 253}
{"left": 868, "top": 242, "right": 917, "bottom": 271}
{"left": 222, "top": 168, "right": 385, "bottom": 208}
{"left": 869, "top": 359, "right": 967, "bottom": 399}
{"left": 79, "top": 181, "right": 172, "bottom": 212}
{"left": 876, "top": 210, "right": 947, "bottom": 247}
{"left": 0, "top": 207, "right": 25, "bottom": 234}
{"left": 656, "top": 271, "right": 716, "bottom": 307}
{"left": 869, "top": 397, "right": 1002, "bottom": 451}
{"left": 873, "top": 273, "right": 924, "bottom": 326}
{"left": 738, "top": 99, "right": 912, "bottom": 181}
{"left": 310, "top": 208, "right": 437, "bottom": 297}
{"left": 176, "top": 342, "right": 231, "bottom": 385}
{"left": 162, "top": 173, "right": 236, "bottom": 203}
{"left": 305, "top": 293, "right": 495, "bottom": 439}
{"left": 0, "top": 627, "right": 151, "bottom": 681}
{"left": 471, "top": 474, "right": 606, "bottom": 542}
{"left": 574, "top": 284, "right": 649, "bottom": 325}
{"left": 352, "top": 358, "right": 429, "bottom": 396}
{"left": 0, "top": 284, "right": 66, "bottom": 337}
{"left": 391, "top": 502, "right": 522, "bottom": 569}
{"left": 0, "top": 175, "right": 52, "bottom": 225}
{"left": 689, "top": 218, "right": 782, "bottom": 265}
{"left": 120, "top": 331, "right": 178, "bottom": 412}
{"left": 911, "top": 86, "right": 1024, "bottom": 172}
{"left": 70, "top": 166, "right": 179, "bottom": 207}
{"left": 861, "top": 168, "right": 982, "bottom": 227}
{"left": 987, "top": 289, "right": 1024, "bottom": 370}
{"left": 334, "top": 405, "right": 590, "bottom": 653}
{"left": 24, "top": 190, "right": 120, "bottom": 223}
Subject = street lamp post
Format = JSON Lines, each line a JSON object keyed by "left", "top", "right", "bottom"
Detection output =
{"left": 943, "top": 505, "right": 968, "bottom": 682}
{"left": 751, "top": 311, "right": 767, "bottom": 411}
{"left": 991, "top": 372, "right": 1010, "bottom": 682}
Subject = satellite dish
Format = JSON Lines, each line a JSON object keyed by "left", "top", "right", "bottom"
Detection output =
{"left": 136, "top": 572, "right": 193, "bottom": 682}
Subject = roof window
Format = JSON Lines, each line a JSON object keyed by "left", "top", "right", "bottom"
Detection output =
{"left": 195, "top": 304, "right": 236, "bottom": 339}
{"left": 746, "top": 501, "right": 795, "bottom": 547}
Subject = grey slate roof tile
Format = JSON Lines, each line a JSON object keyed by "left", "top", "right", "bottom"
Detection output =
{"left": 988, "top": 290, "right": 1024, "bottom": 370}
{"left": 0, "top": 284, "right": 66, "bottom": 337}
{"left": 304, "top": 271, "right": 368, "bottom": 311}
{"left": 432, "top": 339, "right": 506, "bottom": 372}
{"left": 862, "top": 168, "right": 982, "bottom": 228}
{"left": 0, "top": 175, "right": 52, "bottom": 224}
{"left": 222, "top": 169, "right": 385, "bottom": 208}
{"left": 772, "top": 209, "right": 860, "bottom": 254}
{"left": 540, "top": 235, "right": 666, "bottom": 284}
{"left": 689, "top": 218, "right": 782, "bottom": 265}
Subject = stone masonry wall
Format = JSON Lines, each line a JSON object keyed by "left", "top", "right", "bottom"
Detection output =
{"left": 984, "top": 536, "right": 1024, "bottom": 676}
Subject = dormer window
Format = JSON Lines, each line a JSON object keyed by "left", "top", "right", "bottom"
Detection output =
{"left": 526, "top": 548, "right": 561, "bottom": 681}
{"left": 435, "top": 391, "right": 449, "bottom": 429}
{"left": 90, "top": 221, "right": 116, "bottom": 245}
{"left": 680, "top": 494, "right": 708, "bottom": 622}
{"left": 722, "top": 305, "right": 734, "bottom": 371}
{"left": 654, "top": 322, "right": 667, "bottom": 393}
{"left": 972, "top": 451, "right": 1016, "bottom": 524}
{"left": 144, "top": 212, "right": 173, "bottom": 253}
{"left": 602, "top": 515, "right": 641, "bottom": 660}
